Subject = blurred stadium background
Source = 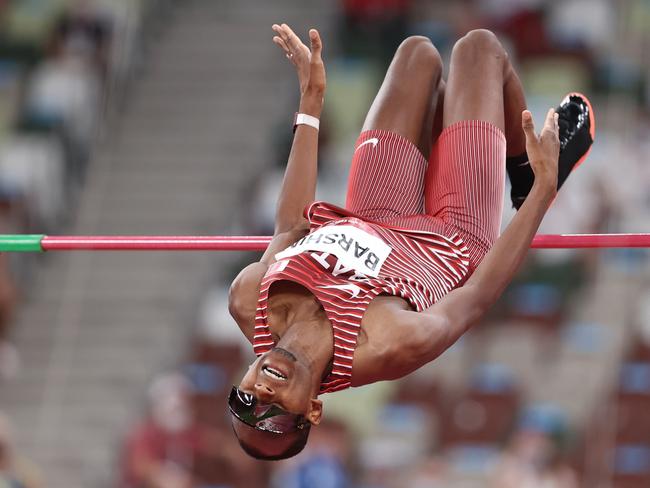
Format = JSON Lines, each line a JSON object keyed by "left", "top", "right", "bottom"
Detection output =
{"left": 0, "top": 0, "right": 647, "bottom": 486}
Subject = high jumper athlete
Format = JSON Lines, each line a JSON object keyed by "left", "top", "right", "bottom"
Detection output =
{"left": 227, "top": 24, "right": 594, "bottom": 460}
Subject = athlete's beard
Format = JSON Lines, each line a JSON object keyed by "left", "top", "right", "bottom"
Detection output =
{"left": 271, "top": 347, "right": 298, "bottom": 362}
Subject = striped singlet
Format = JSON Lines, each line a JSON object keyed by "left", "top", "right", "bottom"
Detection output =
{"left": 253, "top": 202, "right": 471, "bottom": 393}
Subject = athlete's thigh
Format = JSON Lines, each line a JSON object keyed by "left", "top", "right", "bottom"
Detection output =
{"left": 425, "top": 30, "right": 509, "bottom": 263}
{"left": 443, "top": 29, "right": 507, "bottom": 130}
{"left": 362, "top": 36, "right": 443, "bottom": 158}
{"left": 346, "top": 36, "right": 443, "bottom": 221}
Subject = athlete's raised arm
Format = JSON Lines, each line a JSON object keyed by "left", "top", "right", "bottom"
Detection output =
{"left": 365, "top": 108, "right": 560, "bottom": 380}
{"left": 424, "top": 108, "right": 560, "bottom": 349}
{"left": 270, "top": 23, "right": 325, "bottom": 237}
{"left": 228, "top": 25, "right": 325, "bottom": 339}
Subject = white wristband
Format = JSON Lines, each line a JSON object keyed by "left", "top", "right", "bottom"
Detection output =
{"left": 293, "top": 113, "right": 320, "bottom": 133}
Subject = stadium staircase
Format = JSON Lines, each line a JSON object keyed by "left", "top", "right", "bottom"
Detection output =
{"left": 0, "top": 0, "right": 331, "bottom": 485}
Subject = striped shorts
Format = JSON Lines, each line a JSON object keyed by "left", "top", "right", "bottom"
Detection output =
{"left": 345, "top": 120, "right": 506, "bottom": 269}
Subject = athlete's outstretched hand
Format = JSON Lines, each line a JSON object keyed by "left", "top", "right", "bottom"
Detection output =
{"left": 522, "top": 109, "right": 560, "bottom": 192}
{"left": 272, "top": 24, "right": 325, "bottom": 101}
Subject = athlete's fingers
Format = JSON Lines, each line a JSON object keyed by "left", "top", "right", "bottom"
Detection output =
{"left": 272, "top": 34, "right": 297, "bottom": 66}
{"left": 273, "top": 23, "right": 307, "bottom": 67}
{"left": 282, "top": 23, "right": 303, "bottom": 52}
{"left": 272, "top": 23, "right": 285, "bottom": 41}
{"left": 542, "top": 108, "right": 556, "bottom": 132}
{"left": 273, "top": 24, "right": 294, "bottom": 52}
{"left": 272, "top": 35, "right": 290, "bottom": 54}
{"left": 521, "top": 110, "right": 536, "bottom": 140}
{"left": 309, "top": 29, "right": 322, "bottom": 60}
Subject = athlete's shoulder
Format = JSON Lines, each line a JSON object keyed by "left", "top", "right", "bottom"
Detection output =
{"left": 352, "top": 301, "right": 451, "bottom": 385}
{"left": 229, "top": 261, "right": 269, "bottom": 343}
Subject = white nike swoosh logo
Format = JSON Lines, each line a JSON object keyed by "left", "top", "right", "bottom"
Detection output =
{"left": 518, "top": 160, "right": 530, "bottom": 167}
{"left": 319, "top": 283, "right": 363, "bottom": 298}
{"left": 356, "top": 138, "right": 379, "bottom": 152}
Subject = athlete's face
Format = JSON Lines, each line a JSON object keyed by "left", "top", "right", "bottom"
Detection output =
{"left": 238, "top": 347, "right": 322, "bottom": 425}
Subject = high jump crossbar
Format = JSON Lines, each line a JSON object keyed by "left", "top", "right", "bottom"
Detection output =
{"left": 0, "top": 234, "right": 649, "bottom": 252}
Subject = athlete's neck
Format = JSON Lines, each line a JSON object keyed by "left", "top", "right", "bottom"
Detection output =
{"left": 275, "top": 309, "right": 333, "bottom": 388}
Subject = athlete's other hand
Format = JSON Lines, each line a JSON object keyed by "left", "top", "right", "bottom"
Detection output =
{"left": 272, "top": 24, "right": 325, "bottom": 101}
{"left": 522, "top": 108, "right": 560, "bottom": 192}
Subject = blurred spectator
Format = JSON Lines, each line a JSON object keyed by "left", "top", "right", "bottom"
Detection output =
{"left": 0, "top": 130, "right": 67, "bottom": 230}
{"left": 491, "top": 406, "right": 578, "bottom": 488}
{"left": 271, "top": 418, "right": 353, "bottom": 488}
{"left": 120, "top": 371, "right": 265, "bottom": 488}
{"left": 49, "top": 0, "right": 112, "bottom": 79}
{"left": 22, "top": 30, "right": 102, "bottom": 190}
{"left": 120, "top": 373, "right": 196, "bottom": 488}
{"left": 0, "top": 412, "right": 41, "bottom": 488}
{"left": 402, "top": 455, "right": 450, "bottom": 488}
{"left": 491, "top": 430, "right": 579, "bottom": 488}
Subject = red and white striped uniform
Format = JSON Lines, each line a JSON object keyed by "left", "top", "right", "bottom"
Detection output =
{"left": 254, "top": 202, "right": 471, "bottom": 393}
{"left": 253, "top": 121, "right": 506, "bottom": 393}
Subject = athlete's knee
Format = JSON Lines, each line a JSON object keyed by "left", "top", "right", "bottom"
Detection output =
{"left": 397, "top": 35, "right": 439, "bottom": 58}
{"left": 452, "top": 29, "right": 506, "bottom": 65}
{"left": 394, "top": 35, "right": 443, "bottom": 78}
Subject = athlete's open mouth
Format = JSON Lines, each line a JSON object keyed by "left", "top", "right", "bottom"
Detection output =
{"left": 262, "top": 365, "right": 287, "bottom": 381}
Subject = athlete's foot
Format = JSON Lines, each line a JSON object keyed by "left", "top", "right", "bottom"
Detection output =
{"left": 507, "top": 93, "right": 595, "bottom": 209}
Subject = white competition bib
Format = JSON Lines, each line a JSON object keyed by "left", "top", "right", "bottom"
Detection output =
{"left": 275, "top": 224, "right": 392, "bottom": 278}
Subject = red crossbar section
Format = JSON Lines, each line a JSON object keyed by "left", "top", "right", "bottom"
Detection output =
{"left": 41, "top": 236, "right": 271, "bottom": 251}
{"left": 532, "top": 234, "right": 650, "bottom": 249}
{"left": 38, "top": 234, "right": 650, "bottom": 251}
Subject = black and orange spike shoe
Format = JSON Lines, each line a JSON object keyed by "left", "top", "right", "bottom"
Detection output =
{"left": 507, "top": 92, "right": 596, "bottom": 209}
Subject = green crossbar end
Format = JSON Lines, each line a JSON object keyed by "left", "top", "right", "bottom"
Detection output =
{"left": 0, "top": 235, "right": 45, "bottom": 252}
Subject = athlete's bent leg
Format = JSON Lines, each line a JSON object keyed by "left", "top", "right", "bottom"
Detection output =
{"left": 345, "top": 36, "right": 445, "bottom": 221}
{"left": 444, "top": 29, "right": 508, "bottom": 130}
{"left": 503, "top": 64, "right": 528, "bottom": 157}
{"left": 362, "top": 36, "right": 444, "bottom": 159}
{"left": 426, "top": 30, "right": 522, "bottom": 267}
